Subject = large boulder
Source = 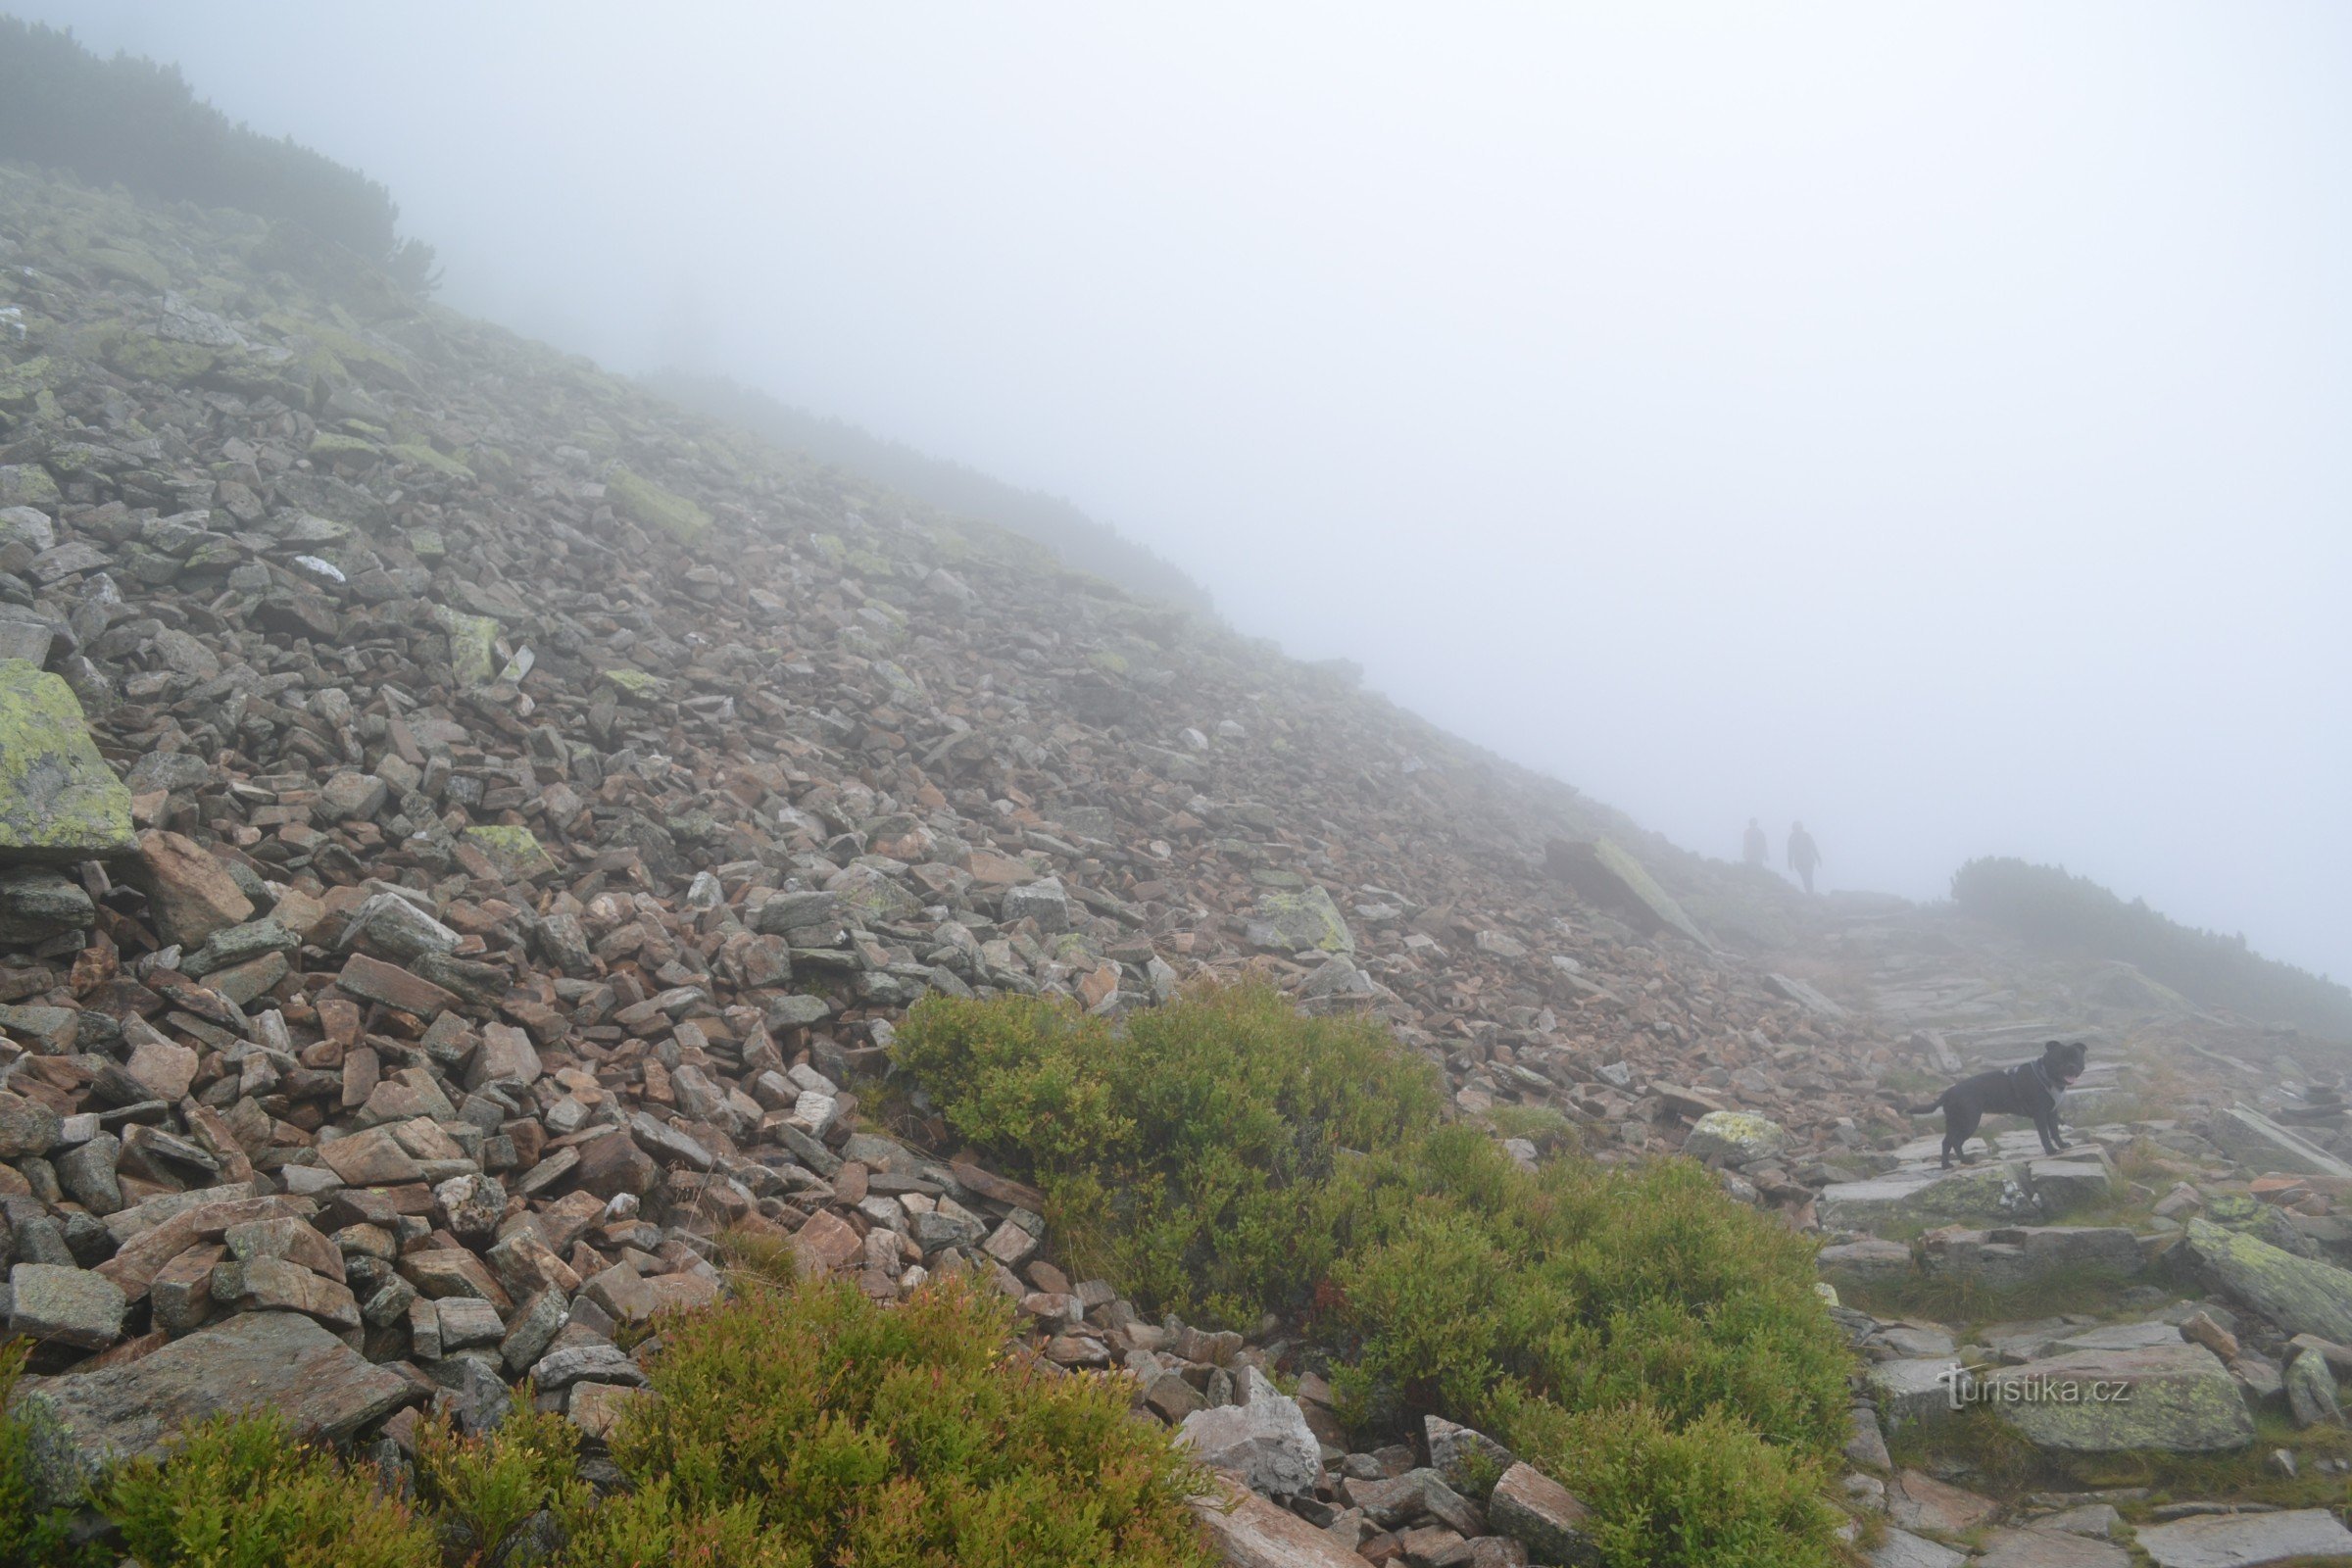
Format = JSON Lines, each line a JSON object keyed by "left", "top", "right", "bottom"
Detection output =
{"left": 1544, "top": 837, "right": 1710, "bottom": 949}
{"left": 1983, "top": 1341, "right": 2252, "bottom": 1453}
{"left": 1683, "top": 1110, "right": 1789, "bottom": 1166}
{"left": 0, "top": 660, "right": 135, "bottom": 865}
{"left": 1249, "top": 886, "right": 1355, "bottom": 956}
{"left": 2206, "top": 1104, "right": 2352, "bottom": 1179}
{"left": 1189, "top": 1477, "right": 1368, "bottom": 1568}
{"left": 7, "top": 1311, "right": 415, "bottom": 1504}
{"left": 1178, "top": 1393, "right": 1322, "bottom": 1498}
{"left": 2180, "top": 1216, "right": 2352, "bottom": 1344}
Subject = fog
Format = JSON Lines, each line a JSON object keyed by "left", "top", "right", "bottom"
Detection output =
{"left": 32, "top": 2, "right": 2352, "bottom": 979}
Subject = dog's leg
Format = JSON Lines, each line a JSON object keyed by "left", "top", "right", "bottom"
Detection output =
{"left": 1950, "top": 1106, "right": 1983, "bottom": 1164}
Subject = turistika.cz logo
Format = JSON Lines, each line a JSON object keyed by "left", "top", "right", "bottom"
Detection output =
{"left": 1938, "top": 1366, "right": 2132, "bottom": 1410}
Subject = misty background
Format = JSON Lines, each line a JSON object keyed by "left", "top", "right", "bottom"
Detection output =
{"left": 25, "top": 2, "right": 2350, "bottom": 979}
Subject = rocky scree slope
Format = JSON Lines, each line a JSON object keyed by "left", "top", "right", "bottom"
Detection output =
{"left": 8, "top": 159, "right": 2352, "bottom": 1565}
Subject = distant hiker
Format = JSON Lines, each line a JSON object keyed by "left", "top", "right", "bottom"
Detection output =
{"left": 1742, "top": 818, "right": 1767, "bottom": 868}
{"left": 1787, "top": 822, "right": 1821, "bottom": 894}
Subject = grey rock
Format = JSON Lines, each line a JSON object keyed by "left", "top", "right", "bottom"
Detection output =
{"left": 1984, "top": 1342, "right": 2252, "bottom": 1453}
{"left": 2134, "top": 1508, "right": 2352, "bottom": 1568}
{"left": 2180, "top": 1216, "right": 2352, "bottom": 1344}
{"left": 1485, "top": 1462, "right": 1596, "bottom": 1565}
{"left": 2207, "top": 1104, "right": 2352, "bottom": 1179}
{"left": 2284, "top": 1347, "right": 2342, "bottom": 1427}
{"left": 1002, "top": 877, "right": 1072, "bottom": 934}
{"left": 7, "top": 1262, "right": 125, "bottom": 1349}
{"left": 0, "top": 1090, "right": 62, "bottom": 1158}
{"left": 0, "top": 866, "right": 93, "bottom": 945}
{"left": 9, "top": 1311, "right": 415, "bottom": 1505}
{"left": 1179, "top": 1391, "right": 1323, "bottom": 1497}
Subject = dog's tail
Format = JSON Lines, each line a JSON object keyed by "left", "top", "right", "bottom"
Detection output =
{"left": 1898, "top": 1091, "right": 1948, "bottom": 1116}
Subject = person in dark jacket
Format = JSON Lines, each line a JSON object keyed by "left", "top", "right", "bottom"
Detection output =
{"left": 1742, "top": 818, "right": 1767, "bottom": 868}
{"left": 1787, "top": 822, "right": 1822, "bottom": 894}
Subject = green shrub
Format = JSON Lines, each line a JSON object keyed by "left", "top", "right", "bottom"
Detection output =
{"left": 1499, "top": 1400, "right": 1839, "bottom": 1568}
{"left": 414, "top": 1391, "right": 593, "bottom": 1566}
{"left": 590, "top": 1267, "right": 1215, "bottom": 1568}
{"left": 898, "top": 984, "right": 1853, "bottom": 1568}
{"left": 899, "top": 985, "right": 1443, "bottom": 1325}
{"left": 0, "top": 1341, "right": 93, "bottom": 1568}
{"left": 94, "top": 1409, "right": 438, "bottom": 1568}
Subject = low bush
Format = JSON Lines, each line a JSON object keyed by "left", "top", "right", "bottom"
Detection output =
{"left": 95, "top": 1409, "right": 438, "bottom": 1568}
{"left": 588, "top": 1265, "right": 1216, "bottom": 1568}
{"left": 0, "top": 1341, "right": 93, "bottom": 1568}
{"left": 897, "top": 984, "right": 1854, "bottom": 1568}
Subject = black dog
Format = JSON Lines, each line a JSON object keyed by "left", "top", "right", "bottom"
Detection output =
{"left": 1901, "top": 1039, "right": 2087, "bottom": 1168}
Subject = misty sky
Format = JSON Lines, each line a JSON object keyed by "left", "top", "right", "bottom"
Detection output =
{"left": 29, "top": 3, "right": 2352, "bottom": 979}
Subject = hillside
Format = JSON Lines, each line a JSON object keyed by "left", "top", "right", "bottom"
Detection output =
{"left": 6, "top": 140, "right": 2352, "bottom": 1566}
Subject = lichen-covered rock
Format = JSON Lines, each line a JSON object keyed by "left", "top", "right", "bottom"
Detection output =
{"left": 1984, "top": 1342, "right": 2252, "bottom": 1453}
{"left": 1682, "top": 1110, "right": 1788, "bottom": 1165}
{"left": 1544, "top": 837, "right": 1710, "bottom": 949}
{"left": 0, "top": 660, "right": 135, "bottom": 864}
{"left": 2180, "top": 1216, "right": 2352, "bottom": 1344}
{"left": 606, "top": 465, "right": 711, "bottom": 542}
{"left": 1250, "top": 884, "right": 1355, "bottom": 956}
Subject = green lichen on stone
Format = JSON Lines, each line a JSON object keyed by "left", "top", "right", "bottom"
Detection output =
{"left": 0, "top": 659, "right": 136, "bottom": 864}
{"left": 1253, "top": 885, "right": 1356, "bottom": 956}
{"left": 600, "top": 667, "right": 662, "bottom": 699}
{"left": 0, "top": 355, "right": 56, "bottom": 411}
{"left": 100, "top": 329, "right": 218, "bottom": 385}
{"left": 461, "top": 825, "right": 555, "bottom": 878}
{"left": 1988, "top": 1344, "right": 2253, "bottom": 1453}
{"left": 0, "top": 465, "right": 61, "bottom": 510}
{"left": 307, "top": 431, "right": 380, "bottom": 464}
{"left": 86, "top": 244, "right": 172, "bottom": 291}
{"left": 606, "top": 465, "right": 710, "bottom": 542}
{"left": 387, "top": 441, "right": 472, "bottom": 479}
{"left": 808, "top": 532, "right": 847, "bottom": 566}
{"left": 432, "top": 604, "right": 500, "bottom": 688}
{"left": 1087, "top": 650, "right": 1131, "bottom": 676}
{"left": 408, "top": 527, "right": 446, "bottom": 562}
{"left": 1684, "top": 1110, "right": 1789, "bottom": 1165}
{"left": 1591, "top": 838, "right": 1711, "bottom": 949}
{"left": 2183, "top": 1217, "right": 2352, "bottom": 1343}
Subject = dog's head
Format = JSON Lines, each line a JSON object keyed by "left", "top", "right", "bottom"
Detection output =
{"left": 2040, "top": 1039, "right": 2088, "bottom": 1087}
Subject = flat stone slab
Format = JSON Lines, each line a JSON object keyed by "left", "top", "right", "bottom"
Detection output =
{"left": 1984, "top": 1342, "right": 2252, "bottom": 1453}
{"left": 1976, "top": 1526, "right": 2131, "bottom": 1568}
{"left": 2134, "top": 1507, "right": 2352, "bottom": 1568}
{"left": 1869, "top": 1528, "right": 1968, "bottom": 1568}
{"left": 8, "top": 1310, "right": 415, "bottom": 1505}
{"left": 1822, "top": 1160, "right": 2039, "bottom": 1232}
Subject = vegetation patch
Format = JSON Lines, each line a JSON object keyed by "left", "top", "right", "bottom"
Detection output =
{"left": 584, "top": 1264, "right": 1214, "bottom": 1568}
{"left": 897, "top": 983, "right": 1854, "bottom": 1568}
{"left": 1952, "top": 856, "right": 2352, "bottom": 1035}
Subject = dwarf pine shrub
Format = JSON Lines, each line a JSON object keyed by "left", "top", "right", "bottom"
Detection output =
{"left": 95, "top": 1409, "right": 439, "bottom": 1568}
{"left": 586, "top": 1265, "right": 1216, "bottom": 1568}
{"left": 898, "top": 983, "right": 1853, "bottom": 1568}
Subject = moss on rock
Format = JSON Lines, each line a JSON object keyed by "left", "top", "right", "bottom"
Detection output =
{"left": 461, "top": 825, "right": 555, "bottom": 878}
{"left": 606, "top": 465, "right": 710, "bottom": 542}
{"left": 0, "top": 658, "right": 137, "bottom": 864}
